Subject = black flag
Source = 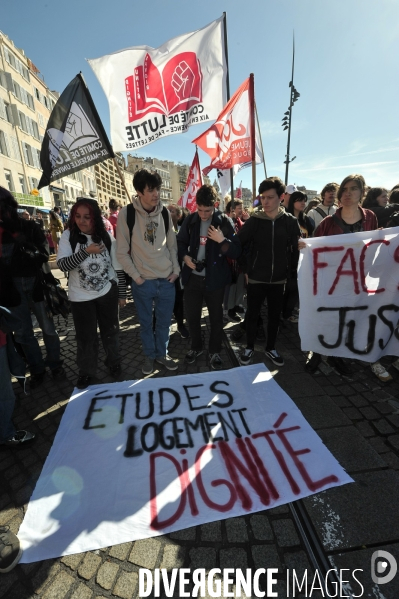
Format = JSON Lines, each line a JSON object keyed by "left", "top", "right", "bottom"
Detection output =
{"left": 38, "top": 73, "right": 114, "bottom": 189}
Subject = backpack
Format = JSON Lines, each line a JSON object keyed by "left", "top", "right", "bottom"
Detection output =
{"left": 126, "top": 203, "right": 169, "bottom": 253}
{"left": 314, "top": 206, "right": 328, "bottom": 219}
{"left": 386, "top": 212, "right": 399, "bottom": 228}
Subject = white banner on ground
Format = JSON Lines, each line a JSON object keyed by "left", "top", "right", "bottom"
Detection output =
{"left": 298, "top": 228, "right": 399, "bottom": 362}
{"left": 88, "top": 17, "right": 226, "bottom": 151}
{"left": 18, "top": 365, "right": 352, "bottom": 563}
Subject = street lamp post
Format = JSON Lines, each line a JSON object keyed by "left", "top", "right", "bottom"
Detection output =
{"left": 282, "top": 35, "right": 300, "bottom": 185}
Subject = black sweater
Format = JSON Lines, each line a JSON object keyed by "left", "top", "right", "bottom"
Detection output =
{"left": 237, "top": 209, "right": 300, "bottom": 282}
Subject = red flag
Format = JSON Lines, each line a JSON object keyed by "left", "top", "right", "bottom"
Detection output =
{"left": 178, "top": 150, "right": 203, "bottom": 212}
{"left": 192, "top": 77, "right": 254, "bottom": 175}
{"left": 235, "top": 181, "right": 242, "bottom": 199}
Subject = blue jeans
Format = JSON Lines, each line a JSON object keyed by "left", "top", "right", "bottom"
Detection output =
{"left": 0, "top": 345, "right": 16, "bottom": 443}
{"left": 10, "top": 277, "right": 62, "bottom": 374}
{"left": 132, "top": 278, "right": 175, "bottom": 359}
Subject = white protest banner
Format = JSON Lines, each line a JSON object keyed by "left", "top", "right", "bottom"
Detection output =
{"left": 88, "top": 17, "right": 226, "bottom": 151}
{"left": 298, "top": 228, "right": 399, "bottom": 362}
{"left": 18, "top": 365, "right": 352, "bottom": 563}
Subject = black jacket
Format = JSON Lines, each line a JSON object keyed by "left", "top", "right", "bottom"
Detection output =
{"left": 0, "top": 219, "right": 48, "bottom": 307}
{"left": 366, "top": 204, "right": 399, "bottom": 228}
{"left": 237, "top": 208, "right": 300, "bottom": 282}
{"left": 177, "top": 210, "right": 241, "bottom": 291}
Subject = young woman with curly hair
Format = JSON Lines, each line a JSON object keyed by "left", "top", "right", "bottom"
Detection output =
{"left": 57, "top": 198, "right": 126, "bottom": 389}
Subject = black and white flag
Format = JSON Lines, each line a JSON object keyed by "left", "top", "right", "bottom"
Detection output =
{"left": 38, "top": 73, "right": 114, "bottom": 188}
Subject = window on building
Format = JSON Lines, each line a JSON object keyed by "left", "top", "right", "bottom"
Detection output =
{"left": 0, "top": 130, "right": 10, "bottom": 157}
{"left": 29, "top": 177, "right": 39, "bottom": 190}
{"left": 65, "top": 186, "right": 69, "bottom": 198}
{"left": 22, "top": 142, "right": 34, "bottom": 166}
{"left": 4, "top": 169, "right": 14, "bottom": 191}
{"left": 9, "top": 136, "right": 21, "bottom": 161}
{"left": 19, "top": 174, "right": 26, "bottom": 194}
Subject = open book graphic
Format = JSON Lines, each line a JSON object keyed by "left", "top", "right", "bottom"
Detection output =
{"left": 125, "top": 52, "right": 203, "bottom": 122}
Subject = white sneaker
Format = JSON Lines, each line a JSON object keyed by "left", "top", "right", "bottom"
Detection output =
{"left": 239, "top": 349, "right": 254, "bottom": 366}
{"left": 371, "top": 362, "right": 392, "bottom": 382}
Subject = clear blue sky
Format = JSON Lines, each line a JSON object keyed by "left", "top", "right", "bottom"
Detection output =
{"left": 2, "top": 0, "right": 398, "bottom": 194}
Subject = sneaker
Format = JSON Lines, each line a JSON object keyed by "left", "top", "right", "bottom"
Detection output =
{"left": 328, "top": 357, "right": 352, "bottom": 376}
{"left": 286, "top": 315, "right": 299, "bottom": 323}
{"left": 392, "top": 358, "right": 399, "bottom": 372}
{"left": 185, "top": 350, "right": 204, "bottom": 364}
{"left": 1, "top": 430, "right": 35, "bottom": 447}
{"left": 256, "top": 326, "right": 266, "bottom": 341}
{"left": 76, "top": 375, "right": 92, "bottom": 389}
{"left": 109, "top": 364, "right": 122, "bottom": 378}
{"left": 227, "top": 309, "right": 241, "bottom": 323}
{"left": 209, "top": 353, "right": 223, "bottom": 370}
{"left": 264, "top": 349, "right": 284, "bottom": 367}
{"left": 51, "top": 366, "right": 66, "bottom": 380}
{"left": 142, "top": 357, "right": 154, "bottom": 375}
{"left": 177, "top": 324, "right": 190, "bottom": 339}
{"left": 234, "top": 305, "right": 245, "bottom": 314}
{"left": 155, "top": 355, "right": 178, "bottom": 371}
{"left": 371, "top": 362, "right": 392, "bottom": 382}
{"left": 0, "top": 526, "right": 22, "bottom": 573}
{"left": 305, "top": 352, "right": 321, "bottom": 373}
{"left": 29, "top": 371, "right": 46, "bottom": 389}
{"left": 240, "top": 348, "right": 254, "bottom": 366}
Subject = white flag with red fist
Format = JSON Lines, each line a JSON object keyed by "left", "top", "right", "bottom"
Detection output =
{"left": 179, "top": 150, "right": 202, "bottom": 212}
{"left": 193, "top": 77, "right": 256, "bottom": 175}
{"left": 88, "top": 17, "right": 226, "bottom": 151}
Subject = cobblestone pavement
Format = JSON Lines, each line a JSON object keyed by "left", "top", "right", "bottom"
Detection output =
{"left": 1, "top": 274, "right": 399, "bottom": 598}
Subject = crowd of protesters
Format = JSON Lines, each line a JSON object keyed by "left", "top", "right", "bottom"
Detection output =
{"left": 2, "top": 171, "right": 399, "bottom": 455}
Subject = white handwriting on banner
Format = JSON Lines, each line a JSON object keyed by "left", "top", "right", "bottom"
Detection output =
{"left": 298, "top": 229, "right": 399, "bottom": 361}
{"left": 84, "top": 381, "right": 339, "bottom": 531}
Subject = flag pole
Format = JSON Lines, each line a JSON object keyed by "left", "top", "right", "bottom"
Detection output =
{"left": 78, "top": 73, "right": 131, "bottom": 203}
{"left": 249, "top": 73, "right": 256, "bottom": 201}
{"left": 223, "top": 11, "right": 234, "bottom": 202}
{"left": 77, "top": 73, "right": 115, "bottom": 158}
{"left": 255, "top": 101, "right": 267, "bottom": 178}
{"left": 112, "top": 156, "right": 133, "bottom": 204}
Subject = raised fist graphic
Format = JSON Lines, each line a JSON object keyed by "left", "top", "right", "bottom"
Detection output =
{"left": 171, "top": 61, "right": 195, "bottom": 101}
{"left": 65, "top": 111, "right": 84, "bottom": 141}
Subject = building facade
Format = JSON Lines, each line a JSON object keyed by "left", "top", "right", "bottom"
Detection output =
{"left": 0, "top": 30, "right": 97, "bottom": 215}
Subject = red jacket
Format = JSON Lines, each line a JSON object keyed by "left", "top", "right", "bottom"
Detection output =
{"left": 314, "top": 206, "right": 377, "bottom": 237}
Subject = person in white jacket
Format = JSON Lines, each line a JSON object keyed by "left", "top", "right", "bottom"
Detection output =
{"left": 116, "top": 170, "right": 180, "bottom": 376}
